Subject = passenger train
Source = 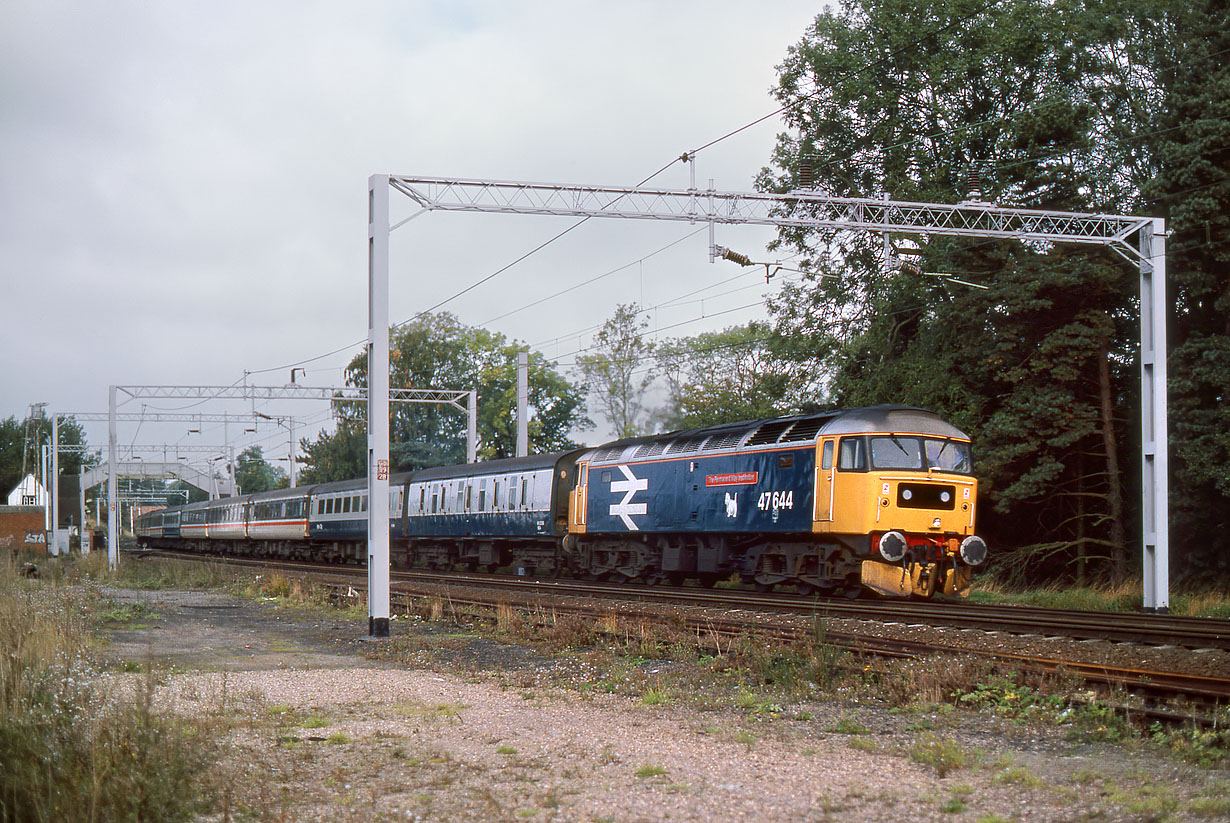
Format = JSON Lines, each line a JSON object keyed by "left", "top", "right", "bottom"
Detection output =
{"left": 136, "top": 405, "right": 987, "bottom": 598}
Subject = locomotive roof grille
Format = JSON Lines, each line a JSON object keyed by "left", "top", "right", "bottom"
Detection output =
{"left": 591, "top": 446, "right": 626, "bottom": 463}
{"left": 701, "top": 431, "right": 746, "bottom": 451}
{"left": 780, "top": 417, "right": 830, "bottom": 442}
{"left": 666, "top": 436, "right": 707, "bottom": 455}
{"left": 745, "top": 419, "right": 796, "bottom": 446}
{"left": 633, "top": 441, "right": 669, "bottom": 458}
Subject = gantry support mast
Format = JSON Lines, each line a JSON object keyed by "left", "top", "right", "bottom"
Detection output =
{"left": 370, "top": 175, "right": 1167, "bottom": 633}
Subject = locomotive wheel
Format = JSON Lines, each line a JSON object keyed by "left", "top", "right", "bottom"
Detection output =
{"left": 795, "top": 583, "right": 816, "bottom": 596}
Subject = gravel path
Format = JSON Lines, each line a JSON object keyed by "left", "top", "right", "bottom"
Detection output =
{"left": 100, "top": 587, "right": 1230, "bottom": 822}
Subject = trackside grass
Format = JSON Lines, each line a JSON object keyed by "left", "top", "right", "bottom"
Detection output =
{"left": 0, "top": 551, "right": 221, "bottom": 823}
{"left": 969, "top": 578, "right": 1230, "bottom": 618}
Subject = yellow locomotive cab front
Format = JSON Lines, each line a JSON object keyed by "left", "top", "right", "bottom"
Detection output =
{"left": 815, "top": 429, "right": 986, "bottom": 598}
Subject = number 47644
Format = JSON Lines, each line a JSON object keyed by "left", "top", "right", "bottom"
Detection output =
{"left": 757, "top": 490, "right": 794, "bottom": 511}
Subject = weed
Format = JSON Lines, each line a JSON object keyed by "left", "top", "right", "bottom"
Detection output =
{"left": 909, "top": 735, "right": 967, "bottom": 777}
{"left": 325, "top": 732, "right": 351, "bottom": 745}
{"left": 733, "top": 730, "right": 757, "bottom": 751}
{"left": 635, "top": 764, "right": 666, "bottom": 778}
{"left": 848, "top": 737, "right": 880, "bottom": 753}
{"left": 497, "top": 602, "right": 524, "bottom": 633}
{"left": 1189, "top": 786, "right": 1230, "bottom": 817}
{"left": 828, "top": 716, "right": 871, "bottom": 735}
{"left": 941, "top": 796, "right": 967, "bottom": 813}
{"left": 641, "top": 686, "right": 670, "bottom": 706}
{"left": 0, "top": 558, "right": 221, "bottom": 821}
{"left": 301, "top": 715, "right": 329, "bottom": 729}
{"left": 496, "top": 745, "right": 517, "bottom": 755}
{"left": 1149, "top": 721, "right": 1230, "bottom": 767}
{"left": 958, "top": 675, "right": 1063, "bottom": 719}
{"left": 992, "top": 764, "right": 1042, "bottom": 788}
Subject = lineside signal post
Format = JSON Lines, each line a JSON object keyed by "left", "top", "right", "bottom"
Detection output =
{"left": 370, "top": 175, "right": 1168, "bottom": 613}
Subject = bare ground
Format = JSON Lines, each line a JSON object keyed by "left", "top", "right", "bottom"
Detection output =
{"left": 99, "top": 587, "right": 1230, "bottom": 822}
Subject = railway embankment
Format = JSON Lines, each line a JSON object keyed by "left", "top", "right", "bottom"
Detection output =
{"left": 86, "top": 575, "right": 1230, "bottom": 823}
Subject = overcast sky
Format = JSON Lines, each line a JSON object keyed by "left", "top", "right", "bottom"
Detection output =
{"left": 1, "top": 0, "right": 822, "bottom": 465}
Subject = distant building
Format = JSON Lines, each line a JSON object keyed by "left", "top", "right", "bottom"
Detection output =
{"left": 6, "top": 474, "right": 47, "bottom": 508}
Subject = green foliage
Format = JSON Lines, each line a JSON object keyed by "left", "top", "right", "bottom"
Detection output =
{"left": 755, "top": 0, "right": 1211, "bottom": 582}
{"left": 957, "top": 676, "right": 1064, "bottom": 719}
{"left": 233, "top": 444, "right": 288, "bottom": 494}
{"left": 655, "top": 322, "right": 794, "bottom": 429}
{"left": 1149, "top": 723, "right": 1230, "bottom": 768}
{"left": 909, "top": 734, "right": 967, "bottom": 777}
{"left": 828, "top": 716, "right": 871, "bottom": 735}
{"left": 1135, "top": 0, "right": 1230, "bottom": 579}
{"left": 576, "top": 303, "right": 656, "bottom": 438}
{"left": 0, "top": 412, "right": 96, "bottom": 513}
{"left": 298, "top": 312, "right": 590, "bottom": 481}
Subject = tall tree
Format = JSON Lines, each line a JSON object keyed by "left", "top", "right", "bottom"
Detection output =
{"left": 1134, "top": 0, "right": 1230, "bottom": 578}
{"left": 758, "top": 0, "right": 1142, "bottom": 582}
{"left": 233, "top": 445, "right": 288, "bottom": 494}
{"left": 298, "top": 313, "right": 589, "bottom": 482}
{"left": 655, "top": 322, "right": 794, "bottom": 429}
{"left": 576, "top": 303, "right": 656, "bottom": 438}
{"left": 0, "top": 413, "right": 95, "bottom": 502}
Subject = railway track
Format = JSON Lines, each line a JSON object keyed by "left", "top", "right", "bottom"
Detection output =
{"left": 383, "top": 568, "right": 1230, "bottom": 651}
{"left": 139, "top": 550, "right": 1230, "bottom": 709}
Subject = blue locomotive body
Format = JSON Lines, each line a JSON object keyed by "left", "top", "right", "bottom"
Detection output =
{"left": 582, "top": 445, "right": 816, "bottom": 535}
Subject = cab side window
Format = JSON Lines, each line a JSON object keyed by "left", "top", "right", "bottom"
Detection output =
{"left": 838, "top": 437, "right": 866, "bottom": 471}
{"left": 821, "top": 441, "right": 834, "bottom": 470}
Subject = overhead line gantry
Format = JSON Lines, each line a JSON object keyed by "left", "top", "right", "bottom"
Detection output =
{"left": 369, "top": 175, "right": 1166, "bottom": 636}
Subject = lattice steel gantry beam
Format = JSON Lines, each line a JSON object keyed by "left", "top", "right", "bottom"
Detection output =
{"left": 374, "top": 175, "right": 1168, "bottom": 620}
{"left": 105, "top": 383, "right": 477, "bottom": 574}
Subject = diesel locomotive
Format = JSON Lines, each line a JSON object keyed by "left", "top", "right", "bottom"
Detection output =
{"left": 136, "top": 404, "right": 987, "bottom": 598}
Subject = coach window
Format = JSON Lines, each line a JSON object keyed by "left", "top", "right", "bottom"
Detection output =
{"left": 838, "top": 437, "right": 867, "bottom": 471}
{"left": 520, "top": 477, "right": 529, "bottom": 509}
{"left": 478, "top": 479, "right": 487, "bottom": 511}
{"left": 362, "top": 494, "right": 369, "bottom": 512}
{"left": 465, "top": 484, "right": 473, "bottom": 511}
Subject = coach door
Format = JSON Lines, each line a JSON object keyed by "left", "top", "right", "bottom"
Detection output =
{"left": 815, "top": 438, "right": 836, "bottom": 522}
{"left": 571, "top": 462, "right": 588, "bottom": 532}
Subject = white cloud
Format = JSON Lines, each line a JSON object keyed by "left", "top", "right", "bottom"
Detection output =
{"left": 0, "top": 0, "right": 818, "bottom": 452}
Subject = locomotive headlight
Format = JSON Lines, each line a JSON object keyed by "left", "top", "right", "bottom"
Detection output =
{"left": 940, "top": 491, "right": 951, "bottom": 503}
{"left": 901, "top": 489, "right": 913, "bottom": 501}
{"left": 931, "top": 517, "right": 942, "bottom": 529}
{"left": 959, "top": 535, "right": 988, "bottom": 566}
{"left": 878, "top": 530, "right": 908, "bottom": 563}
